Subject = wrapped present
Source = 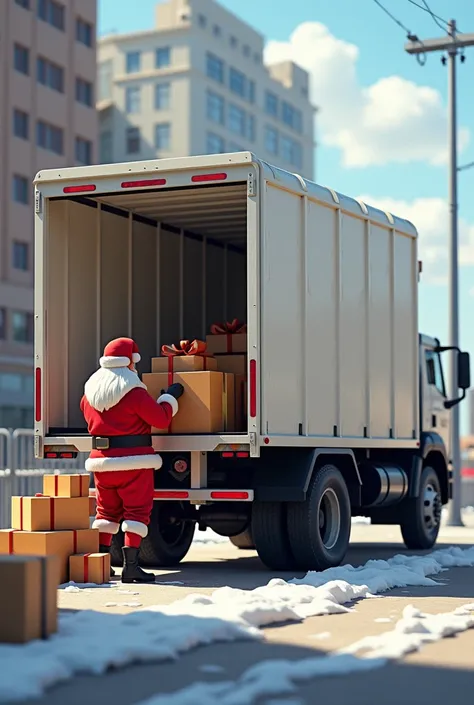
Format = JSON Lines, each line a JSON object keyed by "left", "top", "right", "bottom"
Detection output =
{"left": 153, "top": 339, "right": 217, "bottom": 373}
{"left": 43, "top": 474, "right": 89, "bottom": 498}
{"left": 206, "top": 320, "right": 247, "bottom": 355}
{"left": 11, "top": 496, "right": 90, "bottom": 532}
{"left": 71, "top": 528, "right": 99, "bottom": 555}
{"left": 0, "top": 529, "right": 74, "bottom": 584}
{"left": 69, "top": 552, "right": 110, "bottom": 585}
{"left": 143, "top": 371, "right": 224, "bottom": 434}
{"left": 0, "top": 554, "right": 59, "bottom": 643}
{"left": 215, "top": 354, "right": 247, "bottom": 376}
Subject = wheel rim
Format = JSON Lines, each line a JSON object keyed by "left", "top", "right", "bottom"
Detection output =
{"left": 423, "top": 482, "right": 442, "bottom": 531}
{"left": 318, "top": 488, "right": 341, "bottom": 550}
{"left": 157, "top": 504, "right": 189, "bottom": 547}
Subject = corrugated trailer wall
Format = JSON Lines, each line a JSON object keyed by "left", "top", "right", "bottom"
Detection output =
{"left": 261, "top": 180, "right": 418, "bottom": 442}
{"left": 46, "top": 200, "right": 246, "bottom": 430}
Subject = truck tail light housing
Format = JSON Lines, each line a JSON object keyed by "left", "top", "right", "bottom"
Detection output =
{"left": 249, "top": 359, "right": 257, "bottom": 418}
{"left": 210, "top": 491, "right": 249, "bottom": 500}
{"left": 121, "top": 178, "right": 167, "bottom": 189}
{"left": 191, "top": 173, "right": 227, "bottom": 183}
{"left": 63, "top": 184, "right": 96, "bottom": 194}
{"left": 35, "top": 368, "right": 41, "bottom": 422}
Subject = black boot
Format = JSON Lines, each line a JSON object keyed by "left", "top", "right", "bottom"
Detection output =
{"left": 121, "top": 546, "right": 155, "bottom": 583}
{"left": 99, "top": 544, "right": 116, "bottom": 578}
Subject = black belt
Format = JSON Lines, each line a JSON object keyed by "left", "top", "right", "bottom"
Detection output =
{"left": 92, "top": 434, "right": 152, "bottom": 450}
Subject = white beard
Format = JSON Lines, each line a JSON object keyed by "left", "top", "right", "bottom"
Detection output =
{"left": 84, "top": 366, "right": 147, "bottom": 412}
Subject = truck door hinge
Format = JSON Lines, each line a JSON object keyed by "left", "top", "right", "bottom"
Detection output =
{"left": 247, "top": 173, "right": 256, "bottom": 197}
{"left": 35, "top": 191, "right": 42, "bottom": 214}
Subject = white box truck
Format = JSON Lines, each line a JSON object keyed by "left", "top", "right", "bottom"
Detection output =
{"left": 33, "top": 152, "right": 471, "bottom": 571}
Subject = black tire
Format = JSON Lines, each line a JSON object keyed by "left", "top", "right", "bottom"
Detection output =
{"left": 252, "top": 501, "right": 297, "bottom": 570}
{"left": 110, "top": 502, "right": 195, "bottom": 568}
{"left": 287, "top": 464, "right": 351, "bottom": 571}
{"left": 229, "top": 527, "right": 255, "bottom": 550}
{"left": 400, "top": 466, "right": 442, "bottom": 550}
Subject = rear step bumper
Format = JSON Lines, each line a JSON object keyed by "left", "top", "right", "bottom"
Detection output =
{"left": 89, "top": 488, "right": 253, "bottom": 502}
{"left": 44, "top": 434, "right": 252, "bottom": 453}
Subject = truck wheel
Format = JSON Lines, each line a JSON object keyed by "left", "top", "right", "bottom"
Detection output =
{"left": 252, "top": 502, "right": 297, "bottom": 570}
{"left": 230, "top": 527, "right": 255, "bottom": 550}
{"left": 139, "top": 502, "right": 195, "bottom": 567}
{"left": 287, "top": 464, "right": 351, "bottom": 571}
{"left": 400, "top": 466, "right": 442, "bottom": 550}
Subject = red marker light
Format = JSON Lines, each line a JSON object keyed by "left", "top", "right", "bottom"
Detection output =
{"left": 63, "top": 184, "right": 96, "bottom": 193}
{"left": 191, "top": 173, "right": 227, "bottom": 183}
{"left": 121, "top": 178, "right": 167, "bottom": 188}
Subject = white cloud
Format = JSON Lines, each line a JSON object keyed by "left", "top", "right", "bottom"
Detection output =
{"left": 265, "top": 23, "right": 469, "bottom": 167}
{"left": 358, "top": 195, "right": 474, "bottom": 283}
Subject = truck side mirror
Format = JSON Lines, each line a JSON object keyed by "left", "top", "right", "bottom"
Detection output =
{"left": 458, "top": 351, "right": 471, "bottom": 390}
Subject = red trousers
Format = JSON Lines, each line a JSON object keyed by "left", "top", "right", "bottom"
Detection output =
{"left": 94, "top": 468, "right": 154, "bottom": 541}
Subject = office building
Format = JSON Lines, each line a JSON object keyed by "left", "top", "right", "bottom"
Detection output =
{"left": 98, "top": 0, "right": 316, "bottom": 178}
{"left": 0, "top": 0, "right": 97, "bottom": 427}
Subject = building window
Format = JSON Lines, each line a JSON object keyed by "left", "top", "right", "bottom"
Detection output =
{"left": 156, "top": 47, "right": 171, "bottom": 68}
{"left": 248, "top": 81, "right": 255, "bottom": 104}
{"left": 37, "top": 0, "right": 65, "bottom": 31}
{"left": 206, "top": 52, "right": 224, "bottom": 83}
{"left": 198, "top": 13, "right": 206, "bottom": 28}
{"left": 75, "top": 136, "right": 92, "bottom": 165}
{"left": 265, "top": 125, "right": 278, "bottom": 155}
{"left": 98, "top": 60, "right": 113, "bottom": 102}
{"left": 125, "top": 86, "right": 141, "bottom": 114}
{"left": 76, "top": 17, "right": 93, "bottom": 47}
{"left": 281, "top": 135, "right": 302, "bottom": 167}
{"left": 0, "top": 309, "right": 5, "bottom": 340}
{"left": 12, "top": 175, "right": 29, "bottom": 205}
{"left": 282, "top": 101, "right": 303, "bottom": 133}
{"left": 228, "top": 104, "right": 246, "bottom": 137}
{"left": 155, "top": 123, "right": 171, "bottom": 151}
{"left": 229, "top": 67, "right": 246, "bottom": 98}
{"left": 36, "top": 120, "right": 64, "bottom": 155}
{"left": 155, "top": 83, "right": 170, "bottom": 110}
{"left": 126, "top": 51, "right": 141, "bottom": 74}
{"left": 207, "top": 91, "right": 225, "bottom": 124}
{"left": 13, "top": 242, "right": 29, "bottom": 271}
{"left": 247, "top": 114, "right": 256, "bottom": 142}
{"left": 14, "top": 44, "right": 29, "bottom": 75}
{"left": 230, "top": 35, "right": 237, "bottom": 48}
{"left": 75, "top": 77, "right": 93, "bottom": 107}
{"left": 13, "top": 109, "right": 29, "bottom": 140}
{"left": 15, "top": 0, "right": 30, "bottom": 9}
{"left": 100, "top": 131, "right": 113, "bottom": 163}
{"left": 265, "top": 91, "right": 279, "bottom": 118}
{"left": 212, "top": 24, "right": 221, "bottom": 38}
{"left": 12, "top": 311, "right": 34, "bottom": 344}
{"left": 243, "top": 44, "right": 250, "bottom": 58}
{"left": 37, "top": 57, "right": 64, "bottom": 93}
{"left": 207, "top": 132, "right": 225, "bottom": 154}
{"left": 126, "top": 126, "right": 140, "bottom": 154}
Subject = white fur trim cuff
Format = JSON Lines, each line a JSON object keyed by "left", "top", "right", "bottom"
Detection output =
{"left": 122, "top": 520, "right": 148, "bottom": 538}
{"left": 85, "top": 453, "right": 163, "bottom": 473}
{"left": 100, "top": 355, "right": 131, "bottom": 369}
{"left": 132, "top": 352, "right": 141, "bottom": 363}
{"left": 92, "top": 519, "right": 120, "bottom": 534}
{"left": 157, "top": 393, "right": 179, "bottom": 417}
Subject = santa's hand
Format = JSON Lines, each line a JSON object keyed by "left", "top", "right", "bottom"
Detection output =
{"left": 166, "top": 383, "right": 184, "bottom": 399}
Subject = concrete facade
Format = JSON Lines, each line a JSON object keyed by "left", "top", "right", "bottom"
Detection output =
{"left": 98, "top": 0, "right": 315, "bottom": 178}
{"left": 0, "top": 0, "right": 97, "bottom": 427}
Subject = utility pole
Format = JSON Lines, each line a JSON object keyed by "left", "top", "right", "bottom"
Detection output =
{"left": 405, "top": 21, "right": 474, "bottom": 527}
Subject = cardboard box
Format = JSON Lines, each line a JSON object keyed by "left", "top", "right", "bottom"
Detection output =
{"left": 151, "top": 355, "right": 217, "bottom": 373}
{"left": 1, "top": 530, "right": 72, "bottom": 584}
{"left": 69, "top": 553, "right": 110, "bottom": 585}
{"left": 206, "top": 333, "right": 247, "bottom": 355}
{"left": 235, "top": 374, "right": 248, "bottom": 432}
{"left": 11, "top": 496, "right": 90, "bottom": 532}
{"left": 72, "top": 528, "right": 99, "bottom": 555}
{"left": 0, "top": 555, "right": 58, "bottom": 643}
{"left": 215, "top": 354, "right": 247, "bottom": 376}
{"left": 223, "top": 373, "right": 235, "bottom": 431}
{"left": 43, "top": 474, "right": 89, "bottom": 498}
{"left": 89, "top": 494, "right": 97, "bottom": 517}
{"left": 143, "top": 371, "right": 224, "bottom": 434}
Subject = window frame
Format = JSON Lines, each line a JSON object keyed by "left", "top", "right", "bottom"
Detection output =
{"left": 11, "top": 311, "right": 34, "bottom": 344}
{"left": 155, "top": 82, "right": 170, "bottom": 110}
{"left": 155, "top": 47, "right": 171, "bottom": 69}
{"left": 75, "top": 136, "right": 92, "bottom": 165}
{"left": 13, "top": 241, "right": 29, "bottom": 271}
{"left": 75, "top": 77, "right": 93, "bottom": 107}
{"left": 125, "top": 85, "right": 141, "bottom": 114}
{"left": 206, "top": 52, "right": 224, "bottom": 83}
{"left": 425, "top": 349, "right": 447, "bottom": 397}
{"left": 126, "top": 126, "right": 140, "bottom": 155}
{"left": 126, "top": 51, "right": 141, "bottom": 74}
{"left": 13, "top": 174, "right": 29, "bottom": 205}
{"left": 154, "top": 122, "right": 171, "bottom": 151}
{"left": 13, "top": 109, "right": 29, "bottom": 140}
{"left": 76, "top": 17, "right": 93, "bottom": 47}
{"left": 14, "top": 43, "right": 30, "bottom": 75}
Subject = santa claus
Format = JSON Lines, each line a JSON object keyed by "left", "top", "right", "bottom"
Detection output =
{"left": 80, "top": 337, "right": 183, "bottom": 583}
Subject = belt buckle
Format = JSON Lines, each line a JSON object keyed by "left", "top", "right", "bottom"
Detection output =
{"left": 94, "top": 437, "right": 110, "bottom": 450}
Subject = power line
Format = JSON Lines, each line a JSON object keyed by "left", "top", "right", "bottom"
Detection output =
{"left": 372, "top": 0, "right": 412, "bottom": 36}
{"left": 372, "top": 0, "right": 427, "bottom": 64}
{"left": 406, "top": 0, "right": 449, "bottom": 31}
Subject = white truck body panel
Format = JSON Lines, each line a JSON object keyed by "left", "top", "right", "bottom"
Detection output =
{"left": 33, "top": 152, "right": 419, "bottom": 457}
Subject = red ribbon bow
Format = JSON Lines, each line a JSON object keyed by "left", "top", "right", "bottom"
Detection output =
{"left": 210, "top": 319, "right": 247, "bottom": 335}
{"left": 161, "top": 339, "right": 209, "bottom": 357}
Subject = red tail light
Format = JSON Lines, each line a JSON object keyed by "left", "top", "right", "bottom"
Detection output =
{"left": 35, "top": 368, "right": 41, "bottom": 422}
{"left": 222, "top": 452, "right": 234, "bottom": 458}
{"left": 121, "top": 178, "right": 167, "bottom": 188}
{"left": 236, "top": 452, "right": 249, "bottom": 458}
{"left": 210, "top": 491, "right": 249, "bottom": 500}
{"left": 249, "top": 359, "right": 257, "bottom": 418}
{"left": 153, "top": 490, "right": 189, "bottom": 499}
{"left": 63, "top": 184, "right": 96, "bottom": 193}
{"left": 191, "top": 173, "right": 227, "bottom": 183}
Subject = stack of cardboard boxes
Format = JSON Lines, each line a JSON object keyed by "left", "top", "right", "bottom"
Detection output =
{"left": 143, "top": 321, "right": 248, "bottom": 435}
{"left": 0, "top": 473, "right": 110, "bottom": 643}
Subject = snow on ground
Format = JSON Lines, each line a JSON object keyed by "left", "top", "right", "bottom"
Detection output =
{"left": 193, "top": 529, "right": 229, "bottom": 545}
{"left": 1, "top": 546, "right": 474, "bottom": 702}
{"left": 134, "top": 604, "right": 474, "bottom": 705}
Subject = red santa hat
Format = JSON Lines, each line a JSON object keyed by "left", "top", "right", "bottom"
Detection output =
{"left": 99, "top": 337, "right": 141, "bottom": 369}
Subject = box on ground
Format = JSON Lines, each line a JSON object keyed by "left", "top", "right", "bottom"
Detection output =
{"left": 69, "top": 553, "right": 110, "bottom": 584}
{"left": 151, "top": 355, "right": 217, "bottom": 373}
{"left": 0, "top": 554, "right": 58, "bottom": 643}
{"left": 215, "top": 354, "right": 247, "bottom": 376}
{"left": 11, "top": 496, "right": 90, "bottom": 532}
{"left": 143, "top": 371, "right": 224, "bottom": 433}
{"left": 43, "top": 474, "right": 89, "bottom": 498}
{"left": 206, "top": 333, "right": 247, "bottom": 355}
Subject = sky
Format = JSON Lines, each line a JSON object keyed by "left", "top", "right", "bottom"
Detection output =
{"left": 98, "top": 0, "right": 474, "bottom": 432}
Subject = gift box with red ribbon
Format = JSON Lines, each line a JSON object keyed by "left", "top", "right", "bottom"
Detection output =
{"left": 206, "top": 319, "right": 247, "bottom": 355}
{"left": 69, "top": 552, "right": 110, "bottom": 585}
{"left": 152, "top": 339, "right": 218, "bottom": 374}
{"left": 43, "top": 474, "right": 89, "bottom": 498}
{"left": 11, "top": 496, "right": 90, "bottom": 532}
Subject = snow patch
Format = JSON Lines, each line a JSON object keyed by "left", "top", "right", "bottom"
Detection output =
{"left": 193, "top": 529, "right": 229, "bottom": 545}
{"left": 374, "top": 618, "right": 392, "bottom": 623}
{"left": 199, "top": 664, "right": 226, "bottom": 674}
{"left": 59, "top": 581, "right": 115, "bottom": 590}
